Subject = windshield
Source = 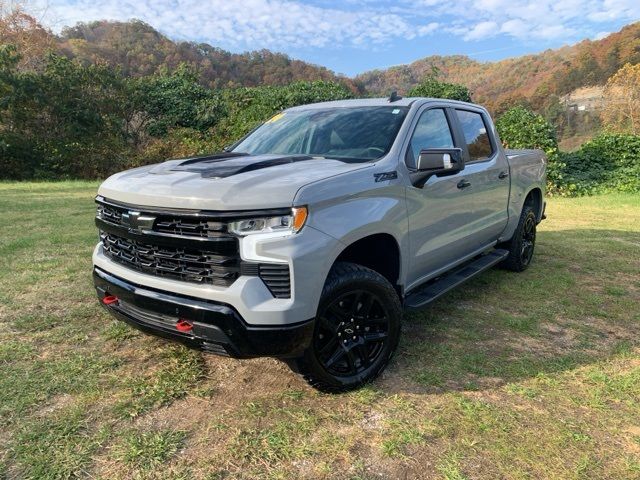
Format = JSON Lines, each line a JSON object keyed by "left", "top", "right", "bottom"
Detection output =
{"left": 231, "top": 106, "right": 409, "bottom": 162}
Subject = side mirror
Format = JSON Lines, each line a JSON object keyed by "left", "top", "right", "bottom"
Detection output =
{"left": 417, "top": 148, "right": 464, "bottom": 176}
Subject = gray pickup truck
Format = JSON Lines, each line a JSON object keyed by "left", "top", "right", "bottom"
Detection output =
{"left": 93, "top": 96, "right": 546, "bottom": 392}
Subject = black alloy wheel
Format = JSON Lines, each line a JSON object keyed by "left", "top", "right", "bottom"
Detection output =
{"left": 520, "top": 213, "right": 536, "bottom": 266}
{"left": 501, "top": 204, "right": 538, "bottom": 272}
{"left": 291, "top": 262, "right": 402, "bottom": 392}
{"left": 315, "top": 289, "right": 390, "bottom": 377}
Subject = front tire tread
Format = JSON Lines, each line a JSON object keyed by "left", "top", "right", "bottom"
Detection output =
{"left": 293, "top": 262, "right": 402, "bottom": 393}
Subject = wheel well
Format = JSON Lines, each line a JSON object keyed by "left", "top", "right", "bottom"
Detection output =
{"left": 524, "top": 188, "right": 542, "bottom": 221}
{"left": 334, "top": 234, "right": 400, "bottom": 289}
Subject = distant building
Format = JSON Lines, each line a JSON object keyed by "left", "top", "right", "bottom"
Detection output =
{"left": 561, "top": 86, "right": 605, "bottom": 112}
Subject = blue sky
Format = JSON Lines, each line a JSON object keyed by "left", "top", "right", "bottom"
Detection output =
{"left": 27, "top": 0, "right": 640, "bottom": 76}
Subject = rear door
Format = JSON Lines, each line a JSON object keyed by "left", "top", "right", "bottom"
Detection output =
{"left": 452, "top": 108, "right": 510, "bottom": 250}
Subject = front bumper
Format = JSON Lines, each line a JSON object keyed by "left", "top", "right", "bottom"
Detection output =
{"left": 94, "top": 267, "right": 314, "bottom": 358}
{"left": 93, "top": 218, "right": 343, "bottom": 326}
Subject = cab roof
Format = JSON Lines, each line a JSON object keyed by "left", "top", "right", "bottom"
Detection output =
{"left": 285, "top": 97, "right": 481, "bottom": 111}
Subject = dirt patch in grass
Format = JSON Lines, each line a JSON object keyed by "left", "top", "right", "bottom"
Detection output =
{"left": 204, "top": 356, "right": 303, "bottom": 398}
{"left": 36, "top": 394, "right": 77, "bottom": 417}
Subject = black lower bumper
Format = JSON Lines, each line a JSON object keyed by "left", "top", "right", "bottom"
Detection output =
{"left": 93, "top": 267, "right": 313, "bottom": 358}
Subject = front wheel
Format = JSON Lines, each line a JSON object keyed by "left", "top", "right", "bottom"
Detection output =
{"left": 292, "top": 262, "right": 402, "bottom": 393}
{"left": 501, "top": 204, "right": 537, "bottom": 272}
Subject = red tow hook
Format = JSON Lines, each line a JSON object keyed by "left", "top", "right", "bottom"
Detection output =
{"left": 176, "top": 319, "right": 193, "bottom": 333}
{"left": 102, "top": 295, "right": 119, "bottom": 306}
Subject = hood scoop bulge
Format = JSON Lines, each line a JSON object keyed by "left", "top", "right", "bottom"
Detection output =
{"left": 169, "top": 152, "right": 315, "bottom": 179}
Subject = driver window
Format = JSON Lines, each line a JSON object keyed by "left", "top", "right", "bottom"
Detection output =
{"left": 407, "top": 109, "right": 454, "bottom": 169}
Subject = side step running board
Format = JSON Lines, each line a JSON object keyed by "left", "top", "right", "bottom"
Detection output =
{"left": 404, "top": 249, "right": 509, "bottom": 310}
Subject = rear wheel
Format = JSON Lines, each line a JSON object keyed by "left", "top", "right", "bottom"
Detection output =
{"left": 501, "top": 204, "right": 537, "bottom": 272}
{"left": 292, "top": 262, "right": 402, "bottom": 393}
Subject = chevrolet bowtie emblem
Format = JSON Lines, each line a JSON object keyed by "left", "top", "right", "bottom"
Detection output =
{"left": 121, "top": 210, "right": 156, "bottom": 232}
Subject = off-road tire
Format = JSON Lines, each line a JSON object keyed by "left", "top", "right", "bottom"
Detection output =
{"left": 291, "top": 262, "right": 402, "bottom": 393}
{"left": 501, "top": 205, "right": 537, "bottom": 272}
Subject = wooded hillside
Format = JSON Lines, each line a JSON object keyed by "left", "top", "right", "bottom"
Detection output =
{"left": 355, "top": 22, "right": 640, "bottom": 114}
{"left": 0, "top": 14, "right": 358, "bottom": 91}
{"left": 58, "top": 20, "right": 361, "bottom": 90}
{"left": 5, "top": 11, "right": 638, "bottom": 112}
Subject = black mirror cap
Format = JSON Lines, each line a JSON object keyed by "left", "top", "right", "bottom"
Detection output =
{"left": 417, "top": 148, "right": 464, "bottom": 175}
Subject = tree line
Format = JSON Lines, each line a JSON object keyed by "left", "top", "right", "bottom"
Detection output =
{"left": 0, "top": 44, "right": 352, "bottom": 179}
{"left": 1, "top": 41, "right": 639, "bottom": 196}
{"left": 355, "top": 22, "right": 640, "bottom": 116}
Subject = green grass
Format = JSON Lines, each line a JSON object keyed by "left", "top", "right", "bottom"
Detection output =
{"left": 0, "top": 181, "right": 639, "bottom": 479}
{"left": 113, "top": 346, "right": 206, "bottom": 419}
{"left": 115, "top": 429, "right": 187, "bottom": 469}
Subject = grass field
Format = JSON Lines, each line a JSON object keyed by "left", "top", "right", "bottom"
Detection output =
{"left": 0, "top": 182, "right": 639, "bottom": 480}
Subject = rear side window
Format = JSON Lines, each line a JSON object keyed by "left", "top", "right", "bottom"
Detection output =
{"left": 407, "top": 108, "right": 454, "bottom": 168}
{"left": 455, "top": 110, "right": 493, "bottom": 161}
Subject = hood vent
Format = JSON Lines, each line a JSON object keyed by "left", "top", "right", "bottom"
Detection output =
{"left": 171, "top": 153, "right": 315, "bottom": 179}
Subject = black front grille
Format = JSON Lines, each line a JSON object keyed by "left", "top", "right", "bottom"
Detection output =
{"left": 96, "top": 197, "right": 292, "bottom": 297}
{"left": 101, "top": 232, "right": 239, "bottom": 286}
{"left": 155, "top": 218, "right": 226, "bottom": 238}
{"left": 98, "top": 203, "right": 227, "bottom": 238}
{"left": 97, "top": 203, "right": 123, "bottom": 225}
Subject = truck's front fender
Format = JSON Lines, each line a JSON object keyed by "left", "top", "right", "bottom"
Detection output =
{"left": 295, "top": 171, "right": 410, "bottom": 291}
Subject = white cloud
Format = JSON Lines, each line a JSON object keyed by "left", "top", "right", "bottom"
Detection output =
{"left": 25, "top": 0, "right": 438, "bottom": 50}
{"left": 500, "top": 19, "right": 527, "bottom": 36}
{"left": 417, "top": 22, "right": 439, "bottom": 36}
{"left": 464, "top": 21, "right": 498, "bottom": 41}
{"left": 593, "top": 30, "right": 611, "bottom": 40}
{"left": 422, "top": 0, "right": 639, "bottom": 42}
{"left": 587, "top": 0, "right": 639, "bottom": 21}
{"left": 23, "top": 0, "right": 640, "bottom": 52}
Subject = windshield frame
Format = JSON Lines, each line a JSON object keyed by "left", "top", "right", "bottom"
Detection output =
{"left": 230, "top": 105, "right": 410, "bottom": 163}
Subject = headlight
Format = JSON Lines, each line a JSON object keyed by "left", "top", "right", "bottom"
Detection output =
{"left": 228, "top": 207, "right": 308, "bottom": 236}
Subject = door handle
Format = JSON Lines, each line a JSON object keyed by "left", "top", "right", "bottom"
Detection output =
{"left": 457, "top": 179, "right": 471, "bottom": 189}
{"left": 498, "top": 171, "right": 509, "bottom": 179}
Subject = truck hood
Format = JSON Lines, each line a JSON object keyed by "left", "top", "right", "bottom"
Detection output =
{"left": 98, "top": 153, "right": 371, "bottom": 210}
